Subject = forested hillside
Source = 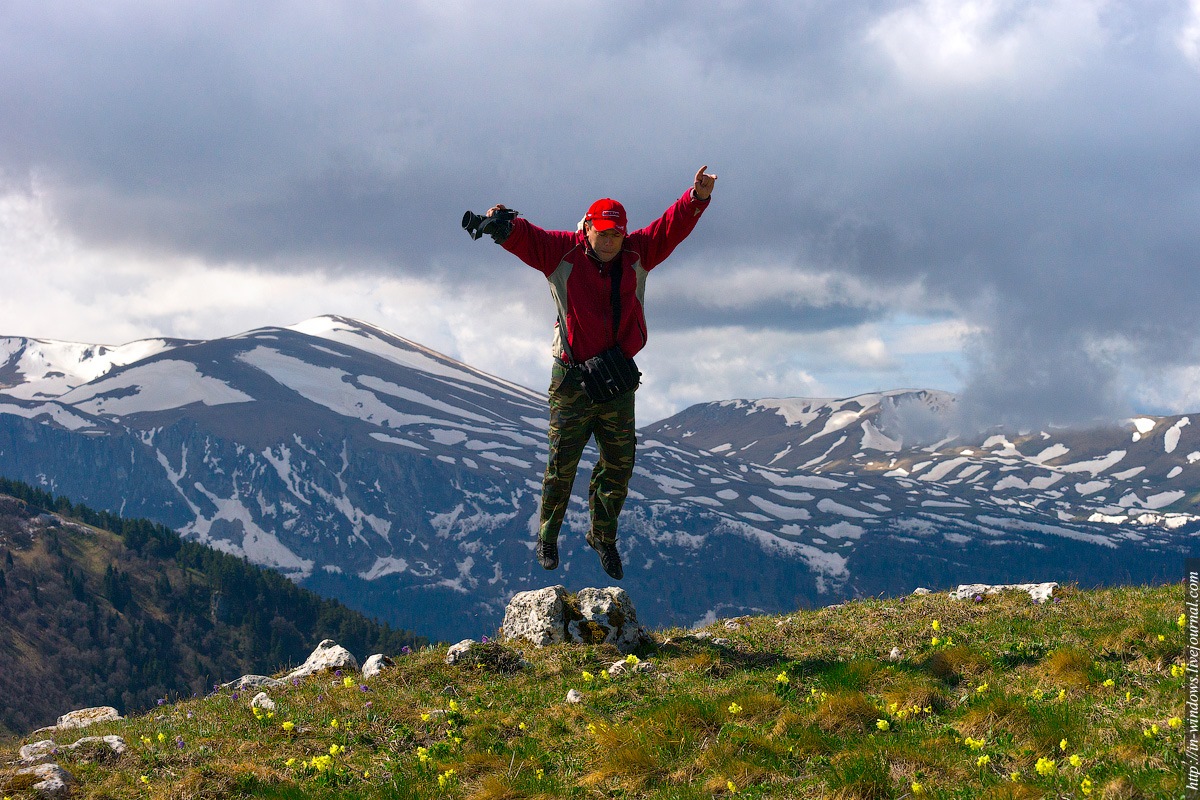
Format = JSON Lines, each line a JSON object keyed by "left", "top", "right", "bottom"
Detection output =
{"left": 0, "top": 478, "right": 425, "bottom": 735}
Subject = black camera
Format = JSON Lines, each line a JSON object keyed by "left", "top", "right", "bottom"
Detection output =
{"left": 462, "top": 208, "right": 518, "bottom": 243}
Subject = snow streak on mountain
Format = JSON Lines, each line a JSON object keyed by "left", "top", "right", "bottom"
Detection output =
{"left": 0, "top": 316, "right": 1192, "bottom": 641}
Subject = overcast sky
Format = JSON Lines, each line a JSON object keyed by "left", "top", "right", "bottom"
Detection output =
{"left": 2, "top": 1, "right": 1199, "bottom": 426}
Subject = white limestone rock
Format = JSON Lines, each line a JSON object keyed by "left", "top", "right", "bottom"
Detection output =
{"left": 15, "top": 763, "right": 72, "bottom": 798}
{"left": 362, "top": 654, "right": 395, "bottom": 678}
{"left": 19, "top": 740, "right": 58, "bottom": 763}
{"left": 950, "top": 582, "right": 1059, "bottom": 603}
{"left": 566, "top": 689, "right": 584, "bottom": 704}
{"left": 55, "top": 706, "right": 122, "bottom": 731}
{"left": 223, "top": 675, "right": 286, "bottom": 691}
{"left": 445, "top": 639, "right": 476, "bottom": 665}
{"left": 251, "top": 693, "right": 277, "bottom": 712}
{"left": 502, "top": 586, "right": 569, "bottom": 648}
{"left": 285, "top": 639, "right": 359, "bottom": 681}
{"left": 503, "top": 585, "right": 648, "bottom": 654}
{"left": 64, "top": 735, "right": 126, "bottom": 760}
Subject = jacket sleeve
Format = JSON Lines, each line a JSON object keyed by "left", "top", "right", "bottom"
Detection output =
{"left": 628, "top": 188, "right": 711, "bottom": 270}
{"left": 500, "top": 218, "right": 578, "bottom": 277}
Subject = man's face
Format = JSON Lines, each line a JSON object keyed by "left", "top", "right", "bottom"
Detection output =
{"left": 586, "top": 223, "right": 625, "bottom": 263}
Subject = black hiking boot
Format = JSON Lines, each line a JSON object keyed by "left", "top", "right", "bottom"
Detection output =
{"left": 586, "top": 533, "right": 623, "bottom": 580}
{"left": 536, "top": 538, "right": 559, "bottom": 570}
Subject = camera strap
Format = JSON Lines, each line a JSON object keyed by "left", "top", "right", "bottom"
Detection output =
{"left": 557, "top": 255, "right": 624, "bottom": 367}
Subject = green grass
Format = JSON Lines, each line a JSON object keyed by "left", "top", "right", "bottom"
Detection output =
{"left": 0, "top": 583, "right": 1188, "bottom": 799}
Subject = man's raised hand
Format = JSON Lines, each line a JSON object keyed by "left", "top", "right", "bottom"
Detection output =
{"left": 693, "top": 166, "right": 717, "bottom": 200}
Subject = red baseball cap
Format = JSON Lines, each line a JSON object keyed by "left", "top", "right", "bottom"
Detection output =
{"left": 584, "top": 198, "right": 627, "bottom": 234}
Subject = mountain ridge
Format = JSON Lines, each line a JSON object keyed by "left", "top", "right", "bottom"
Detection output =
{"left": 0, "top": 315, "right": 1191, "bottom": 642}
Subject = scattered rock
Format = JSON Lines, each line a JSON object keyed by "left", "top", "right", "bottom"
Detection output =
{"left": 251, "top": 693, "right": 276, "bottom": 712}
{"left": 949, "top": 582, "right": 1058, "bottom": 604}
{"left": 55, "top": 706, "right": 122, "bottom": 731}
{"left": 888, "top": 647, "right": 903, "bottom": 661}
{"left": 502, "top": 586, "right": 569, "bottom": 648}
{"left": 724, "top": 617, "right": 748, "bottom": 630}
{"left": 634, "top": 660, "right": 656, "bottom": 674}
{"left": 362, "top": 654, "right": 395, "bottom": 679}
{"left": 566, "top": 689, "right": 584, "bottom": 704}
{"left": 222, "top": 675, "right": 286, "bottom": 691}
{"left": 19, "top": 740, "right": 57, "bottom": 763}
{"left": 285, "top": 639, "right": 358, "bottom": 681}
{"left": 606, "top": 660, "right": 628, "bottom": 677}
{"left": 63, "top": 735, "right": 126, "bottom": 762}
{"left": 711, "top": 637, "right": 732, "bottom": 647}
{"left": 445, "top": 639, "right": 532, "bottom": 673}
{"left": 14, "top": 763, "right": 72, "bottom": 798}
{"left": 912, "top": 588, "right": 932, "bottom": 596}
{"left": 503, "top": 585, "right": 649, "bottom": 654}
{"left": 445, "top": 639, "right": 476, "bottom": 665}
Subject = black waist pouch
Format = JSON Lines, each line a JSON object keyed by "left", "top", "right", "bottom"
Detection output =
{"left": 577, "top": 347, "right": 641, "bottom": 403}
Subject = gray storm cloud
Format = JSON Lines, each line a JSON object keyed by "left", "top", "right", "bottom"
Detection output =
{"left": 2, "top": 0, "right": 1199, "bottom": 425}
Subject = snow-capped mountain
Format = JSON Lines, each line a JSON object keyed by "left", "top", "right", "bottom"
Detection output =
{"left": 0, "top": 316, "right": 1190, "bottom": 641}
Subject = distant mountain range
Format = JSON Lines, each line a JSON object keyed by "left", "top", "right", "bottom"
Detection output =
{"left": 0, "top": 316, "right": 1192, "bottom": 642}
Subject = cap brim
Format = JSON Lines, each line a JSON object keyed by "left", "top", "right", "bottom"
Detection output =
{"left": 589, "top": 219, "right": 625, "bottom": 233}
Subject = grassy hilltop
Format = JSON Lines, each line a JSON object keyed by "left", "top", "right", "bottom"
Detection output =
{"left": 1, "top": 583, "right": 1187, "bottom": 799}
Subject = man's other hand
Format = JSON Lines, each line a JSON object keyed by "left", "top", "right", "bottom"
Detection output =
{"left": 693, "top": 166, "right": 717, "bottom": 200}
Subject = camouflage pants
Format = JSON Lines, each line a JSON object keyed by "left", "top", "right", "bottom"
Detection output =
{"left": 538, "top": 360, "right": 636, "bottom": 545}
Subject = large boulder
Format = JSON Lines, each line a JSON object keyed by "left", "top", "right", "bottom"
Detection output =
{"left": 285, "top": 639, "right": 358, "bottom": 681}
{"left": 502, "top": 585, "right": 648, "bottom": 654}
{"left": 14, "top": 763, "right": 72, "bottom": 798}
{"left": 55, "top": 706, "right": 122, "bottom": 731}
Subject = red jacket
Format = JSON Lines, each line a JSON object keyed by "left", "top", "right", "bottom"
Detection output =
{"left": 502, "top": 188, "right": 710, "bottom": 364}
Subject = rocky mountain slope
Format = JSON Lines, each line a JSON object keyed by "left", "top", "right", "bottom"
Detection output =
{"left": 0, "top": 317, "right": 1190, "bottom": 642}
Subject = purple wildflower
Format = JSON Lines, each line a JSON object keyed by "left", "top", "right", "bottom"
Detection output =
{"left": 401, "top": 646, "right": 412, "bottom": 655}
{"left": 335, "top": 670, "right": 343, "bottom": 678}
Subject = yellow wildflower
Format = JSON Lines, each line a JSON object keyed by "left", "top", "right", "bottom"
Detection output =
{"left": 1057, "top": 689, "right": 1066, "bottom": 701}
{"left": 1009, "top": 772, "right": 1020, "bottom": 782}
{"left": 1102, "top": 679, "right": 1115, "bottom": 687}
{"left": 776, "top": 671, "right": 790, "bottom": 685}
{"left": 1081, "top": 776, "right": 1094, "bottom": 796}
{"left": 518, "top": 722, "right": 527, "bottom": 731}
{"left": 438, "top": 768, "right": 457, "bottom": 788}
{"left": 1180, "top": 613, "right": 1188, "bottom": 628}
{"left": 1172, "top": 664, "right": 1186, "bottom": 677}
{"left": 140, "top": 775, "right": 150, "bottom": 785}
{"left": 625, "top": 654, "right": 640, "bottom": 665}
{"left": 911, "top": 781, "right": 924, "bottom": 795}
{"left": 343, "top": 676, "right": 355, "bottom": 688}
{"left": 876, "top": 719, "right": 890, "bottom": 731}
{"left": 1069, "top": 754, "right": 1082, "bottom": 767}
{"left": 282, "top": 720, "right": 295, "bottom": 732}
{"left": 420, "top": 713, "right": 431, "bottom": 722}
{"left": 726, "top": 779, "right": 738, "bottom": 793}
{"left": 932, "top": 620, "right": 941, "bottom": 631}
{"left": 976, "top": 682, "right": 989, "bottom": 694}
{"left": 536, "top": 768, "right": 545, "bottom": 780}
{"left": 587, "top": 722, "right": 598, "bottom": 735}
{"left": 329, "top": 743, "right": 343, "bottom": 757}
{"left": 1158, "top": 634, "right": 1165, "bottom": 642}
{"left": 285, "top": 758, "right": 295, "bottom": 767}
{"left": 964, "top": 737, "right": 985, "bottom": 750}
{"left": 1144, "top": 725, "right": 1160, "bottom": 738}
{"left": 977, "top": 755, "right": 991, "bottom": 767}
{"left": 330, "top": 718, "right": 339, "bottom": 729}
{"left": 931, "top": 636, "right": 941, "bottom": 647}
{"left": 1035, "top": 757, "right": 1057, "bottom": 776}
{"left": 448, "top": 700, "right": 460, "bottom": 713}
{"left": 728, "top": 702, "right": 742, "bottom": 715}
{"left": 1170, "top": 716, "right": 1184, "bottom": 729}
{"left": 1060, "top": 738, "right": 1069, "bottom": 751}
{"left": 157, "top": 732, "right": 166, "bottom": 743}
{"left": 582, "top": 671, "right": 594, "bottom": 682}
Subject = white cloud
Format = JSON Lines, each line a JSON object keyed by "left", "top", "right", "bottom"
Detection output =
{"left": 868, "top": 0, "right": 1104, "bottom": 89}
{"left": 1181, "top": 0, "right": 1200, "bottom": 67}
